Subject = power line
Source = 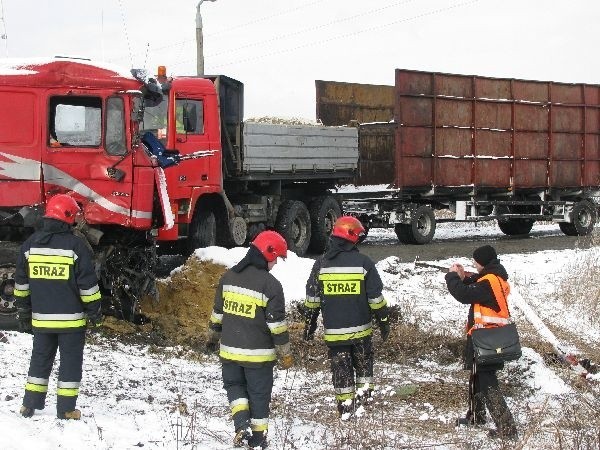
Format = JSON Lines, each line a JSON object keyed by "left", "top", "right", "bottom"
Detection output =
{"left": 117, "top": 0, "right": 133, "bottom": 67}
{"left": 210, "top": 0, "right": 483, "bottom": 70}
{"left": 108, "top": 0, "right": 326, "bottom": 64}
{"left": 0, "top": 0, "right": 8, "bottom": 56}
{"left": 204, "top": 0, "right": 419, "bottom": 60}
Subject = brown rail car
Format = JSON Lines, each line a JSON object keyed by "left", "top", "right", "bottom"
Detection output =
{"left": 316, "top": 69, "right": 600, "bottom": 244}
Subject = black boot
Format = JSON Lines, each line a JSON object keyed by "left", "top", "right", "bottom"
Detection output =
{"left": 336, "top": 399, "right": 354, "bottom": 418}
{"left": 233, "top": 427, "right": 251, "bottom": 448}
{"left": 247, "top": 431, "right": 268, "bottom": 449}
{"left": 489, "top": 426, "right": 518, "bottom": 440}
{"left": 456, "top": 410, "right": 486, "bottom": 426}
{"left": 20, "top": 406, "right": 34, "bottom": 418}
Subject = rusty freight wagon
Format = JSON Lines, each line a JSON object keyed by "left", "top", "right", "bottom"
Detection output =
{"left": 316, "top": 69, "right": 600, "bottom": 244}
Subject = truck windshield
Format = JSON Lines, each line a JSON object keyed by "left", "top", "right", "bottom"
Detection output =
{"left": 141, "top": 93, "right": 168, "bottom": 143}
{"left": 50, "top": 96, "right": 102, "bottom": 147}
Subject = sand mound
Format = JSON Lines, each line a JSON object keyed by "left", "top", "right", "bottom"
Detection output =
{"left": 136, "top": 256, "right": 227, "bottom": 346}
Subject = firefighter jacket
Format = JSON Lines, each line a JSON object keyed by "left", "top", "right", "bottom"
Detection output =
{"left": 209, "top": 246, "right": 290, "bottom": 368}
{"left": 445, "top": 259, "right": 510, "bottom": 370}
{"left": 304, "top": 236, "right": 388, "bottom": 346}
{"left": 13, "top": 218, "right": 101, "bottom": 333}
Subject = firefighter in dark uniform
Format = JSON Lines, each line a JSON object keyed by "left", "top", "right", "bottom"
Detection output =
{"left": 206, "top": 230, "right": 293, "bottom": 449}
{"left": 14, "top": 194, "right": 102, "bottom": 420}
{"left": 302, "top": 216, "right": 390, "bottom": 416}
{"left": 445, "top": 245, "right": 518, "bottom": 439}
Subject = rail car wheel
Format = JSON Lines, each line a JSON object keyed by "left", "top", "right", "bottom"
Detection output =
{"left": 559, "top": 200, "right": 597, "bottom": 236}
{"left": 309, "top": 196, "right": 341, "bottom": 253}
{"left": 395, "top": 206, "right": 436, "bottom": 245}
{"left": 187, "top": 209, "right": 217, "bottom": 253}
{"left": 497, "top": 218, "right": 534, "bottom": 236}
{"left": 275, "top": 200, "right": 311, "bottom": 256}
{"left": 395, "top": 224, "right": 414, "bottom": 244}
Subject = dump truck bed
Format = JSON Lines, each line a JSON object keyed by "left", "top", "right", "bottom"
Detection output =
{"left": 240, "top": 122, "right": 358, "bottom": 178}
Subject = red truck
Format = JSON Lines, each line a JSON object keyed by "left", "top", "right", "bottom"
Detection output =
{"left": 0, "top": 57, "right": 357, "bottom": 322}
{"left": 317, "top": 69, "right": 600, "bottom": 244}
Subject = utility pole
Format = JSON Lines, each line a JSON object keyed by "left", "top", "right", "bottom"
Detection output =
{"left": 196, "top": 0, "right": 216, "bottom": 76}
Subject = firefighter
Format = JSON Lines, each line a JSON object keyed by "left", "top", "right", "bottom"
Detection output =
{"left": 14, "top": 194, "right": 102, "bottom": 420}
{"left": 445, "top": 245, "right": 518, "bottom": 440}
{"left": 302, "top": 216, "right": 390, "bottom": 417}
{"left": 206, "top": 230, "right": 293, "bottom": 450}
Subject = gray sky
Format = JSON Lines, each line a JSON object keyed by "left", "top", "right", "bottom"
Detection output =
{"left": 1, "top": 0, "right": 598, "bottom": 119}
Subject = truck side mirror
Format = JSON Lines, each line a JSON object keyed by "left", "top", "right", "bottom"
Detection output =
{"left": 182, "top": 103, "right": 197, "bottom": 133}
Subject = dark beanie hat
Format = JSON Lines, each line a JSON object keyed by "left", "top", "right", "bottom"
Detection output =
{"left": 473, "top": 245, "right": 497, "bottom": 266}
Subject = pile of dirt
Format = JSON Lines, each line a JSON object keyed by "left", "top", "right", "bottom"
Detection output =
{"left": 136, "top": 256, "right": 227, "bottom": 347}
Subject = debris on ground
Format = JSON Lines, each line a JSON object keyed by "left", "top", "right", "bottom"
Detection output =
{"left": 130, "top": 256, "right": 227, "bottom": 346}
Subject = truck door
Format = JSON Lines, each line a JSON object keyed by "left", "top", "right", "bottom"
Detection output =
{"left": 0, "top": 89, "right": 42, "bottom": 207}
{"left": 42, "top": 93, "right": 136, "bottom": 226}
{"left": 171, "top": 95, "right": 218, "bottom": 189}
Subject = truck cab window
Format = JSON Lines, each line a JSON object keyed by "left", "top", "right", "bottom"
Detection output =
{"left": 141, "top": 93, "right": 168, "bottom": 142}
{"left": 49, "top": 96, "right": 101, "bottom": 147}
{"left": 105, "top": 97, "right": 127, "bottom": 155}
{"left": 176, "top": 99, "right": 204, "bottom": 135}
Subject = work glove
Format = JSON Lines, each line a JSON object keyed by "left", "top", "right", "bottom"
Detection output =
{"left": 275, "top": 343, "right": 294, "bottom": 370}
{"left": 205, "top": 328, "right": 221, "bottom": 354}
{"left": 17, "top": 309, "right": 32, "bottom": 334}
{"left": 379, "top": 320, "right": 390, "bottom": 342}
{"left": 86, "top": 310, "right": 104, "bottom": 329}
{"left": 205, "top": 341, "right": 219, "bottom": 354}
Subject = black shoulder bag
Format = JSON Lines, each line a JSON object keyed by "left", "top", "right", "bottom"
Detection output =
{"left": 471, "top": 277, "right": 522, "bottom": 365}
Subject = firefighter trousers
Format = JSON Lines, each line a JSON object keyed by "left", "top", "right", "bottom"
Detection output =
{"left": 328, "top": 337, "right": 374, "bottom": 402}
{"left": 222, "top": 362, "right": 273, "bottom": 434}
{"left": 23, "top": 331, "right": 86, "bottom": 414}
{"left": 471, "top": 367, "right": 517, "bottom": 435}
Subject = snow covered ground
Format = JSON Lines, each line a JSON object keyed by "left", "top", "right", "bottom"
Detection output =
{"left": 1, "top": 224, "right": 599, "bottom": 449}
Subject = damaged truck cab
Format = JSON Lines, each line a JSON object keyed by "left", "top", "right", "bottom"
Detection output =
{"left": 0, "top": 58, "right": 358, "bottom": 322}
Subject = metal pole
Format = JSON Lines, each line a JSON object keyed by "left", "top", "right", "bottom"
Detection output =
{"left": 196, "top": 0, "right": 216, "bottom": 76}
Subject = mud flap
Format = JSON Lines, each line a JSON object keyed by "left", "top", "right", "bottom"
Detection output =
{"left": 154, "top": 167, "right": 174, "bottom": 230}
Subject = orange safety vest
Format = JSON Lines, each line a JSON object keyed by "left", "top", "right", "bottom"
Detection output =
{"left": 467, "top": 274, "right": 511, "bottom": 335}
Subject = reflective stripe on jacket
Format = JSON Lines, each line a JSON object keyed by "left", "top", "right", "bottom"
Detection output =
{"left": 209, "top": 263, "right": 289, "bottom": 367}
{"left": 467, "top": 274, "right": 511, "bottom": 335}
{"left": 305, "top": 238, "right": 388, "bottom": 346}
{"left": 14, "top": 220, "right": 101, "bottom": 333}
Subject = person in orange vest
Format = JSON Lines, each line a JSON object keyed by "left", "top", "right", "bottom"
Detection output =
{"left": 445, "top": 245, "right": 518, "bottom": 440}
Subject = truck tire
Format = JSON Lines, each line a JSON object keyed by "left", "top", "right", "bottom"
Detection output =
{"left": 497, "top": 218, "right": 534, "bottom": 236}
{"left": 396, "top": 206, "right": 436, "bottom": 245}
{"left": 309, "top": 196, "right": 341, "bottom": 253}
{"left": 187, "top": 209, "right": 216, "bottom": 253}
{"left": 559, "top": 200, "right": 597, "bottom": 236}
{"left": 0, "top": 264, "right": 18, "bottom": 330}
{"left": 275, "top": 200, "right": 311, "bottom": 256}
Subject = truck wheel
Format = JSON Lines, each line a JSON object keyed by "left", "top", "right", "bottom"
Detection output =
{"left": 275, "top": 200, "right": 311, "bottom": 256}
{"left": 497, "top": 218, "right": 534, "bottom": 236}
{"left": 187, "top": 209, "right": 216, "bottom": 253}
{"left": 230, "top": 216, "right": 248, "bottom": 246}
{"left": 395, "top": 224, "right": 415, "bottom": 244}
{"left": 560, "top": 201, "right": 597, "bottom": 236}
{"left": 400, "top": 206, "right": 436, "bottom": 245}
{"left": 0, "top": 264, "right": 18, "bottom": 330}
{"left": 309, "top": 196, "right": 341, "bottom": 253}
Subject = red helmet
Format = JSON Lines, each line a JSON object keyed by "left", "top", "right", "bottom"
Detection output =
{"left": 252, "top": 230, "right": 288, "bottom": 262}
{"left": 332, "top": 216, "right": 365, "bottom": 244}
{"left": 44, "top": 194, "right": 81, "bottom": 225}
